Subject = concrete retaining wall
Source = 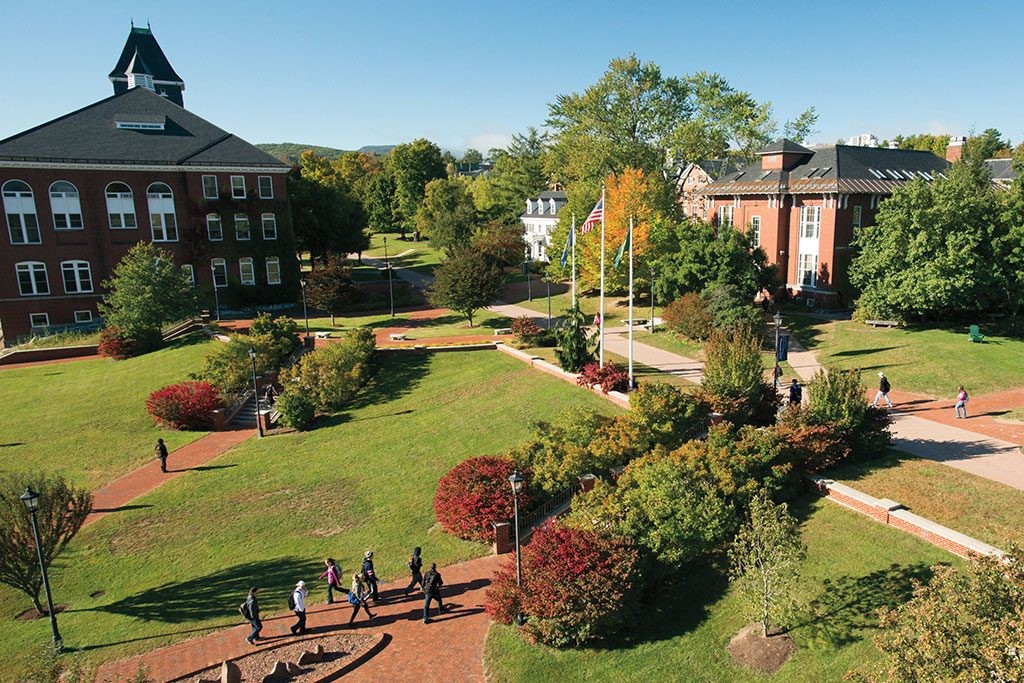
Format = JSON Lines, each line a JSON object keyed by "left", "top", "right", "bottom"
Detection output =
{"left": 496, "top": 343, "right": 630, "bottom": 409}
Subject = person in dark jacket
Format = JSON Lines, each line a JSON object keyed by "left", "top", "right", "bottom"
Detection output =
{"left": 788, "top": 379, "right": 802, "bottom": 405}
{"left": 404, "top": 547, "right": 423, "bottom": 595}
{"left": 872, "top": 372, "right": 893, "bottom": 407}
{"left": 155, "top": 438, "right": 169, "bottom": 473}
{"left": 422, "top": 563, "right": 445, "bottom": 623}
{"left": 362, "top": 551, "right": 379, "bottom": 602}
{"left": 244, "top": 587, "right": 262, "bottom": 645}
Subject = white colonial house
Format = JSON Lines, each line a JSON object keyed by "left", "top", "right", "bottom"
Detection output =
{"left": 519, "top": 190, "right": 567, "bottom": 261}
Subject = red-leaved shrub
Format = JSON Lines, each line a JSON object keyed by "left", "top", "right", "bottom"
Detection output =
{"left": 485, "top": 521, "right": 641, "bottom": 647}
{"left": 511, "top": 316, "right": 543, "bottom": 344}
{"left": 97, "top": 326, "right": 135, "bottom": 360}
{"left": 577, "top": 361, "right": 630, "bottom": 393}
{"left": 146, "top": 381, "right": 224, "bottom": 430}
{"left": 433, "top": 457, "right": 531, "bottom": 542}
{"left": 662, "top": 293, "right": 713, "bottom": 340}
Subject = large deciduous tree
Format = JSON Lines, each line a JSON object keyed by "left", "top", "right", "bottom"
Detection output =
{"left": 99, "top": 242, "right": 198, "bottom": 339}
{"left": 288, "top": 164, "right": 369, "bottom": 262}
{"left": 363, "top": 169, "right": 397, "bottom": 233}
{"left": 699, "top": 324, "right": 778, "bottom": 426}
{"left": 485, "top": 128, "right": 550, "bottom": 222}
{"left": 0, "top": 474, "right": 92, "bottom": 615}
{"left": 414, "top": 177, "right": 478, "bottom": 251}
{"left": 304, "top": 255, "right": 360, "bottom": 325}
{"left": 427, "top": 247, "right": 506, "bottom": 326}
{"left": 389, "top": 138, "right": 446, "bottom": 235}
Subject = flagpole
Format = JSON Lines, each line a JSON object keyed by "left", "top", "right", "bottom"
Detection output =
{"left": 628, "top": 214, "right": 634, "bottom": 390}
{"left": 598, "top": 186, "right": 606, "bottom": 368}
{"left": 571, "top": 215, "right": 577, "bottom": 309}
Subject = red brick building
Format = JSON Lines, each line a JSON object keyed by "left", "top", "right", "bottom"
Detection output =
{"left": 673, "top": 158, "right": 745, "bottom": 220}
{"left": 698, "top": 139, "right": 949, "bottom": 305}
{"left": 0, "top": 26, "right": 297, "bottom": 343}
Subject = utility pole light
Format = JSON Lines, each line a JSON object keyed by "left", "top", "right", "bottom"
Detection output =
{"left": 383, "top": 236, "right": 395, "bottom": 318}
{"left": 211, "top": 264, "right": 221, "bottom": 322}
{"left": 249, "top": 348, "right": 264, "bottom": 438}
{"left": 20, "top": 487, "right": 61, "bottom": 648}
{"left": 299, "top": 278, "right": 310, "bottom": 340}
{"left": 508, "top": 469, "right": 525, "bottom": 587}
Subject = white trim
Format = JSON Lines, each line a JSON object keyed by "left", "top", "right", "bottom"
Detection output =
{"left": 230, "top": 175, "right": 246, "bottom": 199}
{"left": 60, "top": 260, "right": 93, "bottom": 294}
{"left": 211, "top": 258, "right": 228, "bottom": 288}
{"left": 74, "top": 309, "right": 93, "bottom": 324}
{"left": 239, "top": 257, "right": 255, "bottom": 286}
{"left": 261, "top": 213, "right": 277, "bottom": 240}
{"left": 202, "top": 175, "right": 219, "bottom": 200}
{"left": 15, "top": 261, "right": 49, "bottom": 296}
{"left": 0, "top": 160, "right": 289, "bottom": 174}
{"left": 109, "top": 76, "right": 185, "bottom": 87}
{"left": 234, "top": 213, "right": 250, "bottom": 241}
{"left": 258, "top": 176, "right": 273, "bottom": 199}
{"left": 265, "top": 257, "right": 281, "bottom": 285}
{"left": 29, "top": 312, "right": 50, "bottom": 328}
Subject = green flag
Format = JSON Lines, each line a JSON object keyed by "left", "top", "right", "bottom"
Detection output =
{"left": 613, "top": 228, "right": 630, "bottom": 270}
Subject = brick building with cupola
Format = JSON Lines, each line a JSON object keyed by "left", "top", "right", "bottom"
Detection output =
{"left": 698, "top": 139, "right": 950, "bottom": 306}
{"left": 0, "top": 25, "right": 298, "bottom": 344}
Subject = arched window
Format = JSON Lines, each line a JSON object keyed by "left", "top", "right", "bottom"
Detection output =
{"left": 105, "top": 182, "right": 137, "bottom": 229}
{"left": 15, "top": 261, "right": 49, "bottom": 295}
{"left": 50, "top": 181, "right": 83, "bottom": 230}
{"left": 60, "top": 260, "right": 93, "bottom": 293}
{"left": 3, "top": 180, "right": 40, "bottom": 244}
{"left": 147, "top": 182, "right": 177, "bottom": 242}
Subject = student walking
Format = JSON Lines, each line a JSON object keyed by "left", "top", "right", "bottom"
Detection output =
{"left": 404, "top": 547, "right": 423, "bottom": 594}
{"left": 955, "top": 385, "right": 969, "bottom": 419}
{"left": 347, "top": 572, "right": 376, "bottom": 624}
{"left": 242, "top": 587, "right": 262, "bottom": 645}
{"left": 362, "top": 551, "right": 379, "bottom": 602}
{"left": 155, "top": 438, "right": 169, "bottom": 473}
{"left": 788, "top": 378, "right": 802, "bottom": 406}
{"left": 290, "top": 580, "right": 308, "bottom": 635}
{"left": 422, "top": 563, "right": 445, "bottom": 623}
{"left": 872, "top": 372, "right": 893, "bottom": 408}
{"left": 319, "top": 558, "right": 343, "bottom": 604}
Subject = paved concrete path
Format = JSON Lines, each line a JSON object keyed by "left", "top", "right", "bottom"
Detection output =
{"left": 603, "top": 333, "right": 703, "bottom": 384}
{"left": 96, "top": 554, "right": 502, "bottom": 683}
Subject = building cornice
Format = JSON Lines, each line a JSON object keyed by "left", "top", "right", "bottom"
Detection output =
{"left": 0, "top": 160, "right": 289, "bottom": 174}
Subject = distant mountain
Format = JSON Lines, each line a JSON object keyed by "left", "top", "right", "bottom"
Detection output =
{"left": 256, "top": 143, "right": 398, "bottom": 165}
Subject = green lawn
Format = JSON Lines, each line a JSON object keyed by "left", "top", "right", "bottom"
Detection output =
{"left": 363, "top": 232, "right": 444, "bottom": 275}
{"left": 783, "top": 314, "right": 1024, "bottom": 396}
{"left": 484, "top": 496, "right": 955, "bottom": 682}
{"left": 0, "top": 334, "right": 217, "bottom": 489}
{"left": 305, "top": 309, "right": 512, "bottom": 338}
{"left": 1, "top": 350, "right": 620, "bottom": 673}
{"left": 516, "top": 346, "right": 696, "bottom": 390}
{"left": 504, "top": 287, "right": 653, "bottom": 326}
{"left": 829, "top": 451, "right": 1024, "bottom": 549}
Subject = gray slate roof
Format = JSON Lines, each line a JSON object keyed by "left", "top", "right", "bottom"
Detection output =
{"left": 986, "top": 158, "right": 1017, "bottom": 182}
{"left": 701, "top": 145, "right": 949, "bottom": 196}
{"left": 0, "top": 88, "right": 288, "bottom": 169}
{"left": 109, "top": 26, "right": 183, "bottom": 83}
{"left": 521, "top": 190, "right": 568, "bottom": 218}
{"left": 757, "top": 138, "right": 814, "bottom": 155}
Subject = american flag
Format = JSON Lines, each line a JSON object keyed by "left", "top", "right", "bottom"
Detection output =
{"left": 580, "top": 198, "right": 603, "bottom": 234}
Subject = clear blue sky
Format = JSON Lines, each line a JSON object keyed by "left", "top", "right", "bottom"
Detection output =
{"left": 2, "top": 0, "right": 1022, "bottom": 153}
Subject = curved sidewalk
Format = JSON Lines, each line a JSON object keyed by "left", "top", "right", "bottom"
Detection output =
{"left": 96, "top": 554, "right": 503, "bottom": 682}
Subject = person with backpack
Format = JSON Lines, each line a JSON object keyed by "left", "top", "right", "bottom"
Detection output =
{"left": 347, "top": 572, "right": 376, "bottom": 625}
{"left": 155, "top": 438, "right": 169, "bottom": 473}
{"left": 319, "top": 558, "right": 343, "bottom": 604}
{"left": 404, "top": 547, "right": 423, "bottom": 595}
{"left": 788, "top": 378, "right": 802, "bottom": 406}
{"left": 241, "top": 587, "right": 261, "bottom": 645}
{"left": 872, "top": 372, "right": 893, "bottom": 408}
{"left": 422, "top": 563, "right": 445, "bottom": 623}
{"left": 955, "top": 385, "right": 969, "bottom": 419}
{"left": 289, "top": 580, "right": 308, "bottom": 635}
{"left": 362, "top": 551, "right": 379, "bottom": 602}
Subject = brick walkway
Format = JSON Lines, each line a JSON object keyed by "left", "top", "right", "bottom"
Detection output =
{"left": 869, "top": 388, "right": 1024, "bottom": 446}
{"left": 85, "top": 428, "right": 254, "bottom": 528}
{"left": 95, "top": 554, "right": 503, "bottom": 682}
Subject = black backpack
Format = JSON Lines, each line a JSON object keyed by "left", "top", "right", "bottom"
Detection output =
{"left": 287, "top": 592, "right": 296, "bottom": 611}
{"left": 239, "top": 600, "right": 252, "bottom": 621}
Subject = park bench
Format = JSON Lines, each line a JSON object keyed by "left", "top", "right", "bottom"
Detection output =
{"left": 494, "top": 328, "right": 512, "bottom": 335}
{"left": 314, "top": 331, "right": 331, "bottom": 339}
{"left": 629, "top": 319, "right": 649, "bottom": 327}
{"left": 388, "top": 332, "right": 408, "bottom": 341}
{"left": 969, "top": 324, "right": 985, "bottom": 343}
{"left": 865, "top": 320, "right": 900, "bottom": 328}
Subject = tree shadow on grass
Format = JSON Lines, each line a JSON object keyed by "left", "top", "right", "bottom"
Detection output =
{"left": 824, "top": 451, "right": 914, "bottom": 485}
{"left": 347, "top": 351, "right": 431, "bottom": 411}
{"left": 831, "top": 346, "right": 903, "bottom": 358}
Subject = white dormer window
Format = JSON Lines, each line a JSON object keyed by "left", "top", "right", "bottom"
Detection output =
{"left": 114, "top": 114, "right": 166, "bottom": 131}
{"left": 526, "top": 199, "right": 534, "bottom": 214}
{"left": 549, "top": 198, "right": 556, "bottom": 214}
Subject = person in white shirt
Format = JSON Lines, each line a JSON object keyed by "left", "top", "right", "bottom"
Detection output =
{"left": 290, "top": 580, "right": 309, "bottom": 635}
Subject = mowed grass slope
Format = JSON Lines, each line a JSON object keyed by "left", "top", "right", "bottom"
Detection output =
{"left": 0, "top": 350, "right": 620, "bottom": 670}
{"left": 485, "top": 496, "right": 954, "bottom": 682}
{"left": 0, "top": 334, "right": 217, "bottom": 489}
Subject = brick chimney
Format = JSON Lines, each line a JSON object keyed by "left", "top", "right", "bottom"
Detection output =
{"left": 946, "top": 136, "right": 966, "bottom": 163}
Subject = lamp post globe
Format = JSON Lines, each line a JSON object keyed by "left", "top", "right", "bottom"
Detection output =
{"left": 19, "top": 486, "right": 39, "bottom": 512}
{"left": 508, "top": 469, "right": 525, "bottom": 587}
{"left": 249, "top": 348, "right": 264, "bottom": 438}
{"left": 21, "top": 487, "right": 61, "bottom": 647}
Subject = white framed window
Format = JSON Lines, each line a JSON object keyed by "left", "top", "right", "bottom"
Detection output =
{"left": 105, "top": 182, "right": 137, "bottom": 229}
{"left": 265, "top": 257, "right": 281, "bottom": 285}
{"left": 798, "top": 253, "right": 818, "bottom": 287}
{"left": 234, "top": 213, "right": 250, "bottom": 240}
{"left": 147, "top": 183, "right": 178, "bottom": 242}
{"left": 211, "top": 258, "right": 228, "bottom": 288}
{"left": 261, "top": 213, "right": 277, "bottom": 240}
{"left": 182, "top": 264, "right": 195, "bottom": 286}
{"left": 74, "top": 310, "right": 93, "bottom": 324}
{"left": 800, "top": 205, "right": 821, "bottom": 239}
{"left": 718, "top": 205, "right": 734, "bottom": 228}
{"left": 202, "top": 175, "right": 219, "bottom": 200}
{"left": 50, "top": 181, "right": 83, "bottom": 230}
{"left": 29, "top": 312, "right": 49, "bottom": 329}
{"left": 206, "top": 213, "right": 223, "bottom": 241}
{"left": 16, "top": 261, "right": 49, "bottom": 295}
{"left": 230, "top": 175, "right": 246, "bottom": 199}
{"left": 258, "top": 176, "right": 273, "bottom": 199}
{"left": 3, "top": 180, "right": 40, "bottom": 244}
{"left": 61, "top": 260, "right": 93, "bottom": 293}
{"left": 852, "top": 206, "right": 862, "bottom": 230}
{"left": 239, "top": 257, "right": 255, "bottom": 285}
{"left": 749, "top": 216, "right": 761, "bottom": 246}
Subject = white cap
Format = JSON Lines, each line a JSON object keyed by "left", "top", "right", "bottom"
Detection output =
{"left": 296, "top": 580, "right": 305, "bottom": 588}
{"left": 878, "top": 372, "right": 885, "bottom": 377}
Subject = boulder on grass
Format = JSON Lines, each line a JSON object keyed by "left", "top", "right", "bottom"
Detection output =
{"left": 220, "top": 661, "right": 242, "bottom": 683}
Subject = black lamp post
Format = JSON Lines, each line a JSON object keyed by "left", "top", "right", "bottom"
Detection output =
{"left": 773, "top": 311, "right": 783, "bottom": 390}
{"left": 20, "top": 487, "right": 61, "bottom": 647}
{"left": 525, "top": 250, "right": 532, "bottom": 302}
{"left": 211, "top": 264, "right": 221, "bottom": 322}
{"left": 299, "top": 278, "right": 310, "bottom": 340}
{"left": 249, "top": 348, "right": 264, "bottom": 438}
{"left": 508, "top": 469, "right": 525, "bottom": 587}
{"left": 383, "top": 236, "right": 395, "bottom": 318}
{"left": 545, "top": 276, "right": 551, "bottom": 328}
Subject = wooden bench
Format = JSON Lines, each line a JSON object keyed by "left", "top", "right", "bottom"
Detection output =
{"left": 494, "top": 328, "right": 512, "bottom": 336}
{"left": 629, "top": 319, "right": 649, "bottom": 327}
{"left": 314, "top": 331, "right": 332, "bottom": 339}
{"left": 388, "top": 333, "right": 408, "bottom": 341}
{"left": 865, "top": 320, "right": 900, "bottom": 328}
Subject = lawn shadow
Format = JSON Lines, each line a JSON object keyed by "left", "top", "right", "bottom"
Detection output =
{"left": 162, "top": 331, "right": 209, "bottom": 351}
{"left": 188, "top": 464, "right": 239, "bottom": 472}
{"left": 91, "top": 503, "right": 153, "bottom": 514}
{"left": 824, "top": 451, "right": 912, "bottom": 485}
{"left": 831, "top": 346, "right": 903, "bottom": 358}
{"left": 479, "top": 317, "right": 513, "bottom": 330}
{"left": 344, "top": 350, "right": 431, "bottom": 412}
{"left": 0, "top": 442, "right": 26, "bottom": 448}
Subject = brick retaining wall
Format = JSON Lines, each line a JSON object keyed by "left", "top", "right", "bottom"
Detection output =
{"left": 807, "top": 474, "right": 1003, "bottom": 560}
{"left": 0, "top": 344, "right": 98, "bottom": 365}
{"left": 496, "top": 343, "right": 630, "bottom": 409}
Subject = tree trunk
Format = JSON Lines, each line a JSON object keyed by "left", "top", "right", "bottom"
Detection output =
{"left": 31, "top": 592, "right": 44, "bottom": 617}
{"left": 331, "top": 312, "right": 336, "bottom": 326}
{"left": 467, "top": 312, "right": 474, "bottom": 328}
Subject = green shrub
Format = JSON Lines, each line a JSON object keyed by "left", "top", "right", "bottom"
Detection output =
{"left": 662, "top": 292, "right": 713, "bottom": 340}
{"left": 198, "top": 335, "right": 281, "bottom": 395}
{"left": 698, "top": 324, "right": 778, "bottom": 426}
{"left": 282, "top": 328, "right": 375, "bottom": 412}
{"left": 249, "top": 313, "right": 299, "bottom": 363}
{"left": 506, "top": 409, "right": 614, "bottom": 495}
{"left": 701, "top": 283, "right": 763, "bottom": 331}
{"left": 275, "top": 389, "right": 316, "bottom": 429}
{"left": 626, "top": 382, "right": 707, "bottom": 452}
{"left": 555, "top": 303, "right": 594, "bottom": 372}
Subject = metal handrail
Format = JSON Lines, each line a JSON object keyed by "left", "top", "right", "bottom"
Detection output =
{"left": 517, "top": 487, "right": 574, "bottom": 537}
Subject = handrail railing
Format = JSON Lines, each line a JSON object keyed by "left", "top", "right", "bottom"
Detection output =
{"left": 517, "top": 486, "right": 574, "bottom": 537}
